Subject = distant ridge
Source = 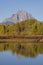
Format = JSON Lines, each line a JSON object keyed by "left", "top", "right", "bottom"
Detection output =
{"left": 0, "top": 21, "right": 14, "bottom": 24}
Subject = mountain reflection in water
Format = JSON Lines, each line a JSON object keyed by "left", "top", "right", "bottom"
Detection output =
{"left": 0, "top": 43, "right": 43, "bottom": 58}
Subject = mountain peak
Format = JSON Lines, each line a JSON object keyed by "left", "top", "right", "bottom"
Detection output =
{"left": 3, "top": 10, "right": 33, "bottom": 24}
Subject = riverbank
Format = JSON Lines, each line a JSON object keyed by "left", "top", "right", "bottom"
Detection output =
{"left": 0, "top": 35, "right": 43, "bottom": 43}
{"left": 0, "top": 35, "right": 43, "bottom": 39}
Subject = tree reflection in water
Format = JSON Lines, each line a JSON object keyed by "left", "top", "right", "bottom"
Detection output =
{"left": 0, "top": 43, "right": 43, "bottom": 58}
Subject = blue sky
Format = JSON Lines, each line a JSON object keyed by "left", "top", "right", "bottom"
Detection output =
{"left": 0, "top": 0, "right": 43, "bottom": 22}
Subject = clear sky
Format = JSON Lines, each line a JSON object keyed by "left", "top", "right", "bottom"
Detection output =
{"left": 0, "top": 0, "right": 43, "bottom": 22}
